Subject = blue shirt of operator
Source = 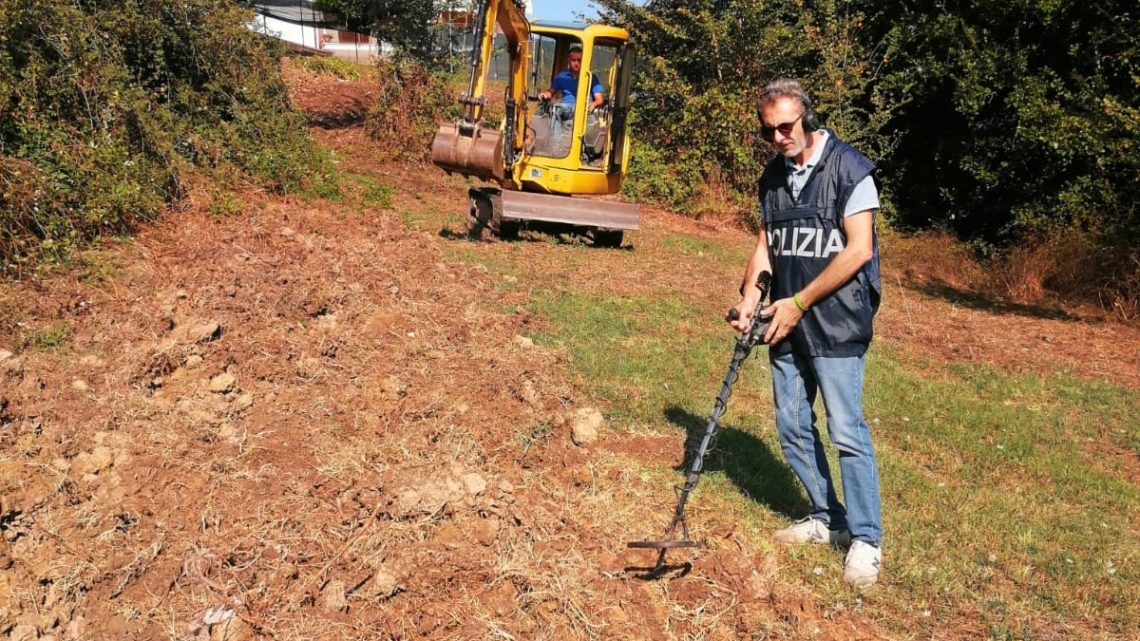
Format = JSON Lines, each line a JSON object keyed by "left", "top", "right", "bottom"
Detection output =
{"left": 552, "top": 70, "right": 603, "bottom": 106}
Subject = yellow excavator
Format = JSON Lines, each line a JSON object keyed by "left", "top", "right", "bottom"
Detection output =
{"left": 431, "top": 0, "right": 637, "bottom": 247}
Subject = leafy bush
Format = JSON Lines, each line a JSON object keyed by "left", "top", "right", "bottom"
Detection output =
{"left": 619, "top": 140, "right": 699, "bottom": 212}
{"left": 866, "top": 1, "right": 1138, "bottom": 241}
{"left": 597, "top": 0, "right": 895, "bottom": 221}
{"left": 600, "top": 0, "right": 1138, "bottom": 311}
{"left": 366, "top": 59, "right": 462, "bottom": 161}
{"left": 0, "top": 0, "right": 324, "bottom": 275}
{"left": 860, "top": 0, "right": 1139, "bottom": 311}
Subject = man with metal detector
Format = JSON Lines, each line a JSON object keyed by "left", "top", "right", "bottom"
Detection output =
{"left": 728, "top": 78, "right": 884, "bottom": 588}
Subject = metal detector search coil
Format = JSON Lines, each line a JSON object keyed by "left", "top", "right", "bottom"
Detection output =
{"left": 627, "top": 271, "right": 772, "bottom": 575}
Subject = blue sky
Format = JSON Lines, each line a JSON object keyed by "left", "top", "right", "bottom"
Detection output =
{"left": 528, "top": 0, "right": 601, "bottom": 22}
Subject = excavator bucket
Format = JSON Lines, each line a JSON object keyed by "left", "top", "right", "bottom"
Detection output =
{"left": 431, "top": 122, "right": 505, "bottom": 182}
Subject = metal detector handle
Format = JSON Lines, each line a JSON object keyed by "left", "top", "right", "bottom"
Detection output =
{"left": 728, "top": 271, "right": 773, "bottom": 345}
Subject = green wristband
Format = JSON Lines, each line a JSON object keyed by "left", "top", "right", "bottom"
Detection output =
{"left": 793, "top": 292, "right": 808, "bottom": 312}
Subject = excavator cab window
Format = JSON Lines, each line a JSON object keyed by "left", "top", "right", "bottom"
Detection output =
{"left": 588, "top": 43, "right": 617, "bottom": 106}
{"left": 527, "top": 34, "right": 556, "bottom": 102}
{"left": 528, "top": 35, "right": 585, "bottom": 159}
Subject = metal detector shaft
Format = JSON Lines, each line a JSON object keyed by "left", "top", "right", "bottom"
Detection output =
{"left": 628, "top": 271, "right": 772, "bottom": 557}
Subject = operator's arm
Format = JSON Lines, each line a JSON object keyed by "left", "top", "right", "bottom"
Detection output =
{"left": 539, "top": 76, "right": 558, "bottom": 101}
{"left": 727, "top": 222, "right": 773, "bottom": 332}
{"left": 759, "top": 210, "right": 874, "bottom": 343}
{"left": 588, "top": 75, "right": 605, "bottom": 111}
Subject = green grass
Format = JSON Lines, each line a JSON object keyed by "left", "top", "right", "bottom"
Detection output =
{"left": 291, "top": 55, "right": 367, "bottom": 82}
{"left": 208, "top": 191, "right": 244, "bottom": 217}
{"left": 359, "top": 177, "right": 395, "bottom": 210}
{"left": 298, "top": 170, "right": 343, "bottom": 202}
{"left": 866, "top": 357, "right": 1138, "bottom": 637}
{"left": 436, "top": 227, "right": 1139, "bottom": 640}
{"left": 659, "top": 233, "right": 750, "bottom": 264}
{"left": 17, "top": 321, "right": 72, "bottom": 351}
{"left": 544, "top": 290, "right": 1138, "bottom": 636}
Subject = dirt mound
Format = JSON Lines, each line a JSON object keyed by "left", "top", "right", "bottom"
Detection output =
{"left": 0, "top": 185, "right": 876, "bottom": 638}
{"left": 281, "top": 58, "right": 374, "bottom": 129}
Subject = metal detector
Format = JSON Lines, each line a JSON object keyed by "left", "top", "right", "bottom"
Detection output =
{"left": 627, "top": 271, "right": 773, "bottom": 577}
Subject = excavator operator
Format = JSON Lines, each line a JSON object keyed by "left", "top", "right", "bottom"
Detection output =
{"left": 538, "top": 44, "right": 605, "bottom": 123}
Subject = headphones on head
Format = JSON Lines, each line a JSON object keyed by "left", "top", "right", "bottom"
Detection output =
{"left": 797, "top": 91, "right": 821, "bottom": 132}
{"left": 758, "top": 80, "right": 822, "bottom": 133}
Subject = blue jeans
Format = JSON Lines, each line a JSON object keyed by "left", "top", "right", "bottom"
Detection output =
{"left": 769, "top": 351, "right": 882, "bottom": 546}
{"left": 550, "top": 103, "right": 575, "bottom": 136}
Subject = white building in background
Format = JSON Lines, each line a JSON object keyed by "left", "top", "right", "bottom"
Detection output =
{"left": 249, "top": 1, "right": 383, "bottom": 62}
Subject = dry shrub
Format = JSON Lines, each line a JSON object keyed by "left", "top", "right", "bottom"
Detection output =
{"left": 366, "top": 59, "right": 461, "bottom": 161}
{"left": 995, "top": 234, "right": 1085, "bottom": 302}
{"left": 1091, "top": 248, "right": 1140, "bottom": 322}
{"left": 993, "top": 231, "right": 1140, "bottom": 321}
{"left": 883, "top": 228, "right": 988, "bottom": 291}
{"left": 692, "top": 170, "right": 757, "bottom": 224}
{"left": 292, "top": 55, "right": 364, "bottom": 82}
{"left": 0, "top": 0, "right": 322, "bottom": 277}
{"left": 0, "top": 159, "right": 53, "bottom": 273}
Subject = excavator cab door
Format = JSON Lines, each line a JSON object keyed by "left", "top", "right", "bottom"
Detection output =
{"left": 608, "top": 43, "right": 635, "bottom": 174}
{"left": 580, "top": 39, "right": 620, "bottom": 169}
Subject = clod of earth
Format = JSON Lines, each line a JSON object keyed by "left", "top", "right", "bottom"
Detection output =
{"left": 78, "top": 354, "right": 105, "bottom": 367}
{"left": 372, "top": 568, "right": 399, "bottom": 599}
{"left": 208, "top": 373, "right": 236, "bottom": 394}
{"left": 181, "top": 321, "right": 223, "bottom": 345}
{"left": 381, "top": 375, "right": 407, "bottom": 398}
{"left": 8, "top": 625, "right": 36, "bottom": 641}
{"left": 231, "top": 393, "right": 254, "bottom": 411}
{"left": 472, "top": 518, "right": 501, "bottom": 546}
{"left": 386, "top": 467, "right": 494, "bottom": 519}
{"left": 1, "top": 356, "right": 23, "bottom": 378}
{"left": 322, "top": 580, "right": 348, "bottom": 612}
{"left": 571, "top": 407, "right": 604, "bottom": 446}
{"left": 73, "top": 446, "right": 114, "bottom": 476}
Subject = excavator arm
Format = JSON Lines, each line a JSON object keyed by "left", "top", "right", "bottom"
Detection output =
{"left": 431, "top": 0, "right": 530, "bottom": 183}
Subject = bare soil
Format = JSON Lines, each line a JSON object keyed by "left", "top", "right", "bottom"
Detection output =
{"left": 1, "top": 60, "right": 1136, "bottom": 641}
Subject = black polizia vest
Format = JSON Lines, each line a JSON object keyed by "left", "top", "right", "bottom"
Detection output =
{"left": 759, "top": 132, "right": 882, "bottom": 358}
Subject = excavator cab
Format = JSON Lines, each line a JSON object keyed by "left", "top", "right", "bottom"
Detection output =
{"left": 430, "top": 2, "right": 638, "bottom": 246}
{"left": 519, "top": 22, "right": 635, "bottom": 196}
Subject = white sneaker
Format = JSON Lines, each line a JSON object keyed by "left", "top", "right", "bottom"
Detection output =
{"left": 844, "top": 540, "right": 882, "bottom": 588}
{"left": 774, "top": 518, "right": 851, "bottom": 547}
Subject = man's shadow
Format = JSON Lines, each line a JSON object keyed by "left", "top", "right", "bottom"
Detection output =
{"left": 664, "top": 405, "right": 809, "bottom": 517}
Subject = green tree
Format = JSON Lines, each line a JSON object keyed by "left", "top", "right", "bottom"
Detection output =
{"left": 595, "top": 0, "right": 895, "bottom": 217}
{"left": 859, "top": 0, "right": 1140, "bottom": 307}
{"left": 314, "top": 0, "right": 443, "bottom": 60}
{"left": 863, "top": 0, "right": 1139, "bottom": 244}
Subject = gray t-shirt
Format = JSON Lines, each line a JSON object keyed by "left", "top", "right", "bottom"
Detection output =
{"left": 785, "top": 130, "right": 878, "bottom": 217}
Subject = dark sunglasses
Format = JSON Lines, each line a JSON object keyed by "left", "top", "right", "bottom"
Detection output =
{"left": 760, "top": 112, "right": 804, "bottom": 140}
